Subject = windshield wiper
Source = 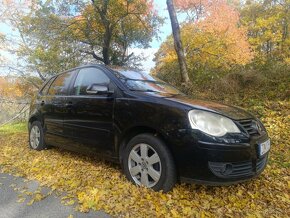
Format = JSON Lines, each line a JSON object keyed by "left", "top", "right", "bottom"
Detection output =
{"left": 129, "top": 89, "right": 160, "bottom": 92}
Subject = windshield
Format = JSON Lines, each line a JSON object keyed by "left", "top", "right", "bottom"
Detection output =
{"left": 112, "top": 69, "right": 182, "bottom": 94}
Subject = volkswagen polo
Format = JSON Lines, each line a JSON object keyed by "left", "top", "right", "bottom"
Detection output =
{"left": 28, "top": 64, "right": 270, "bottom": 192}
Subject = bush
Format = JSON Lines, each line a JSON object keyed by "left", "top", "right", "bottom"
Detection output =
{"left": 153, "top": 61, "right": 290, "bottom": 102}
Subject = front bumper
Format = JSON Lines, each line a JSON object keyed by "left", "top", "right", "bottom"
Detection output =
{"left": 167, "top": 129, "right": 270, "bottom": 185}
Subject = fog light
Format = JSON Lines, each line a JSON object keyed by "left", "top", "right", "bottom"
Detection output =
{"left": 221, "top": 164, "right": 233, "bottom": 176}
{"left": 208, "top": 162, "right": 234, "bottom": 178}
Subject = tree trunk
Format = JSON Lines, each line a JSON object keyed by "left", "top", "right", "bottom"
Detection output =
{"left": 166, "top": 0, "right": 190, "bottom": 84}
{"left": 102, "top": 45, "right": 110, "bottom": 65}
{"left": 92, "top": 0, "right": 111, "bottom": 65}
{"left": 102, "top": 25, "right": 112, "bottom": 65}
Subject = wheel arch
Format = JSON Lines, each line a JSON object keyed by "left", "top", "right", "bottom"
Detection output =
{"left": 117, "top": 125, "right": 176, "bottom": 167}
{"left": 28, "top": 115, "right": 43, "bottom": 129}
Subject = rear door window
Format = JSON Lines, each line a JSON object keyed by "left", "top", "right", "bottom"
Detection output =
{"left": 48, "top": 71, "right": 74, "bottom": 96}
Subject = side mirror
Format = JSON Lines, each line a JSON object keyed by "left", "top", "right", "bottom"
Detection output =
{"left": 86, "top": 84, "right": 114, "bottom": 95}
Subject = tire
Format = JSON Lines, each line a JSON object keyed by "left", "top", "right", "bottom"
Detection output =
{"left": 29, "top": 121, "right": 47, "bottom": 151}
{"left": 122, "top": 133, "right": 177, "bottom": 192}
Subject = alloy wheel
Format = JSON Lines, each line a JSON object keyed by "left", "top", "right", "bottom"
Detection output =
{"left": 128, "top": 143, "right": 162, "bottom": 187}
{"left": 30, "top": 125, "right": 41, "bottom": 149}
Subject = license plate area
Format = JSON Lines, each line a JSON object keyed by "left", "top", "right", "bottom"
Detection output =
{"left": 258, "top": 139, "right": 270, "bottom": 157}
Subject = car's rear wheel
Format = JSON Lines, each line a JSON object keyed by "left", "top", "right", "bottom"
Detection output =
{"left": 123, "top": 133, "right": 177, "bottom": 192}
{"left": 29, "top": 121, "right": 46, "bottom": 151}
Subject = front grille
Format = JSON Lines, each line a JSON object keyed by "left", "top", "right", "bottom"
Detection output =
{"left": 238, "top": 119, "right": 259, "bottom": 136}
{"left": 208, "top": 155, "right": 268, "bottom": 179}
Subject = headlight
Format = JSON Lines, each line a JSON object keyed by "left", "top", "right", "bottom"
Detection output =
{"left": 188, "top": 110, "right": 240, "bottom": 137}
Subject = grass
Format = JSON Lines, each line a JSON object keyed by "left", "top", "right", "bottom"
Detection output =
{"left": 0, "top": 122, "right": 27, "bottom": 134}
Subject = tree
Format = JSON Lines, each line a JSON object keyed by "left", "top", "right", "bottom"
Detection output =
{"left": 240, "top": 0, "right": 290, "bottom": 64}
{"left": 67, "top": 0, "right": 162, "bottom": 66}
{"left": 0, "top": 1, "right": 79, "bottom": 81}
{"left": 0, "top": 76, "right": 35, "bottom": 98}
{"left": 154, "top": 0, "right": 253, "bottom": 83}
{"left": 0, "top": 33, "right": 6, "bottom": 63}
{"left": 0, "top": 75, "right": 33, "bottom": 124}
{"left": 166, "top": 0, "right": 190, "bottom": 84}
{"left": 17, "top": 7, "right": 86, "bottom": 80}
{"left": 1, "top": 0, "right": 162, "bottom": 82}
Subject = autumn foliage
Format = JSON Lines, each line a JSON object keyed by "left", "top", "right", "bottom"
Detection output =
{"left": 0, "top": 0, "right": 289, "bottom": 217}
{"left": 240, "top": 0, "right": 290, "bottom": 64}
{"left": 154, "top": 0, "right": 253, "bottom": 84}
{"left": 63, "top": 0, "right": 161, "bottom": 66}
{"left": 0, "top": 76, "right": 26, "bottom": 98}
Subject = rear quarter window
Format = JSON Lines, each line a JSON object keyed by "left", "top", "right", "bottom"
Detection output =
{"left": 39, "top": 77, "right": 54, "bottom": 95}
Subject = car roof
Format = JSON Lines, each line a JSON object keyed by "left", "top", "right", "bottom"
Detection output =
{"left": 53, "top": 64, "right": 105, "bottom": 76}
{"left": 50, "top": 64, "right": 141, "bottom": 77}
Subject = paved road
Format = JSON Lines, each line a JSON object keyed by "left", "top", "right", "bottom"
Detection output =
{"left": 0, "top": 172, "right": 110, "bottom": 218}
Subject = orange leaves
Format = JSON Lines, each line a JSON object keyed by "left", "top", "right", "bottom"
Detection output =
{"left": 155, "top": 0, "right": 253, "bottom": 73}
{"left": 0, "top": 76, "right": 25, "bottom": 98}
{"left": 174, "top": 0, "right": 209, "bottom": 11}
{"left": 187, "top": 0, "right": 253, "bottom": 66}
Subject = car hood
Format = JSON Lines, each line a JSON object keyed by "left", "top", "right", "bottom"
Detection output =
{"left": 143, "top": 92, "right": 254, "bottom": 120}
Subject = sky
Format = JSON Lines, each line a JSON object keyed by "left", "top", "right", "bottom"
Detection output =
{"left": 131, "top": 0, "right": 186, "bottom": 72}
{"left": 0, "top": 0, "right": 175, "bottom": 73}
{"left": 129, "top": 0, "right": 173, "bottom": 71}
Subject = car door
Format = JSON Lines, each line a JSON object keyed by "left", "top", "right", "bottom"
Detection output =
{"left": 63, "top": 67, "right": 115, "bottom": 156}
{"left": 41, "top": 71, "right": 76, "bottom": 147}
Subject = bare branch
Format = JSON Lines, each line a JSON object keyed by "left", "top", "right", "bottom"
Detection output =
{"left": 79, "top": 50, "right": 104, "bottom": 62}
{"left": 0, "top": 65, "right": 40, "bottom": 88}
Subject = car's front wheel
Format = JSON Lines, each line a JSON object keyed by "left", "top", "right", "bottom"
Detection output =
{"left": 123, "top": 133, "right": 177, "bottom": 192}
{"left": 29, "top": 121, "right": 46, "bottom": 151}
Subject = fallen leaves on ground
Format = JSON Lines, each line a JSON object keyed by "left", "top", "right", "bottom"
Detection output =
{"left": 0, "top": 100, "right": 289, "bottom": 217}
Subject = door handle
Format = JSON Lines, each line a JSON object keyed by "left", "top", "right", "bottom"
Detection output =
{"left": 40, "top": 101, "right": 45, "bottom": 106}
{"left": 65, "top": 102, "right": 73, "bottom": 108}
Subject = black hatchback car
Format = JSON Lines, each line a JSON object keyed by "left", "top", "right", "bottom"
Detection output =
{"left": 28, "top": 64, "right": 270, "bottom": 192}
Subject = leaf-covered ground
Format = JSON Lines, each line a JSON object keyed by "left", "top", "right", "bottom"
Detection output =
{"left": 0, "top": 100, "right": 289, "bottom": 217}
